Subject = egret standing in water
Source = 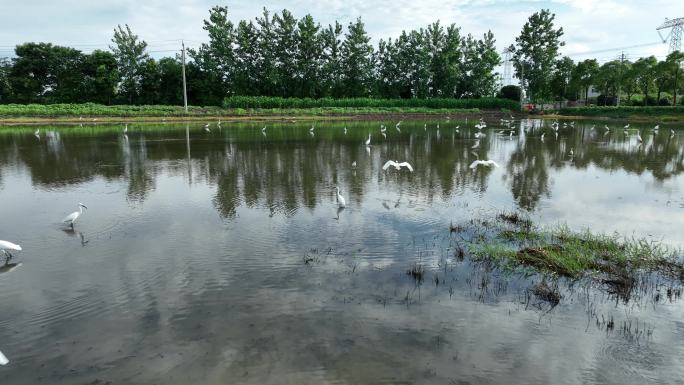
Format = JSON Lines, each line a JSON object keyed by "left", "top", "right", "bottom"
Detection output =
{"left": 123, "top": 124, "right": 128, "bottom": 134}
{"left": 204, "top": 123, "right": 211, "bottom": 132}
{"left": 365, "top": 133, "right": 371, "bottom": 146}
{"left": 0, "top": 240, "right": 21, "bottom": 264}
{"left": 335, "top": 187, "right": 346, "bottom": 207}
{"left": 0, "top": 349, "right": 8, "bottom": 365}
{"left": 63, "top": 203, "right": 88, "bottom": 228}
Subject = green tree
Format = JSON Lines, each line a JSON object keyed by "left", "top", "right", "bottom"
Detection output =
{"left": 460, "top": 32, "right": 500, "bottom": 97}
{"left": 295, "top": 14, "right": 322, "bottom": 98}
{"left": 632, "top": 56, "right": 657, "bottom": 105}
{"left": 110, "top": 24, "right": 149, "bottom": 103}
{"left": 254, "top": 8, "right": 278, "bottom": 95}
{"left": 81, "top": 50, "right": 119, "bottom": 104}
{"left": 665, "top": 51, "right": 684, "bottom": 105}
{"left": 512, "top": 9, "right": 565, "bottom": 108}
{"left": 320, "top": 22, "right": 344, "bottom": 97}
{"left": 426, "top": 22, "right": 461, "bottom": 97}
{"left": 158, "top": 57, "right": 183, "bottom": 105}
{"left": 272, "top": 10, "right": 298, "bottom": 96}
{"left": 190, "top": 6, "right": 234, "bottom": 100}
{"left": 497, "top": 85, "right": 521, "bottom": 101}
{"left": 0, "top": 58, "right": 12, "bottom": 102}
{"left": 340, "top": 17, "right": 374, "bottom": 97}
{"left": 569, "top": 58, "right": 597, "bottom": 102}
{"left": 233, "top": 20, "right": 260, "bottom": 96}
{"left": 550, "top": 56, "right": 574, "bottom": 106}
{"left": 9, "top": 43, "right": 85, "bottom": 103}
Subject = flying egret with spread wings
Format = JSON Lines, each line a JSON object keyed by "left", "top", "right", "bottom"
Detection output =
{"left": 382, "top": 160, "right": 414, "bottom": 172}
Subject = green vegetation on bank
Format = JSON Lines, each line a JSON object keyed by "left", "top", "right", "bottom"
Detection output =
{"left": 557, "top": 105, "right": 684, "bottom": 118}
{"left": 0, "top": 101, "right": 512, "bottom": 119}
{"left": 222, "top": 96, "right": 519, "bottom": 110}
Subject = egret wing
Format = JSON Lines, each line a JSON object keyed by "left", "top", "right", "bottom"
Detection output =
{"left": 399, "top": 162, "right": 414, "bottom": 172}
{"left": 0, "top": 240, "right": 21, "bottom": 251}
{"left": 382, "top": 160, "right": 395, "bottom": 170}
{"left": 63, "top": 211, "right": 78, "bottom": 223}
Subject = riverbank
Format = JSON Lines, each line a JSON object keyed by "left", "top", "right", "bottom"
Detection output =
{"left": 551, "top": 105, "right": 684, "bottom": 122}
{"left": 0, "top": 107, "right": 521, "bottom": 125}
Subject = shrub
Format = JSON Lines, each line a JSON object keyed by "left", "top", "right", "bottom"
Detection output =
{"left": 496, "top": 85, "right": 521, "bottom": 102}
{"left": 222, "top": 96, "right": 520, "bottom": 110}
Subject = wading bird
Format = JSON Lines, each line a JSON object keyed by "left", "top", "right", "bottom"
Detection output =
{"left": 382, "top": 160, "right": 414, "bottom": 172}
{"left": 624, "top": 124, "right": 630, "bottom": 129}
{"left": 262, "top": 126, "right": 266, "bottom": 132}
{"left": 204, "top": 123, "right": 211, "bottom": 132}
{"left": 63, "top": 203, "right": 88, "bottom": 228}
{"left": 0, "top": 349, "right": 8, "bottom": 365}
{"left": 365, "top": 133, "right": 371, "bottom": 146}
{"left": 469, "top": 160, "right": 499, "bottom": 169}
{"left": 351, "top": 161, "right": 357, "bottom": 168}
{"left": 335, "top": 187, "right": 346, "bottom": 207}
{"left": 310, "top": 125, "right": 315, "bottom": 132}
{"left": 123, "top": 124, "right": 128, "bottom": 134}
{"left": 637, "top": 133, "right": 643, "bottom": 143}
{"left": 0, "top": 240, "right": 21, "bottom": 264}
{"left": 569, "top": 148, "right": 574, "bottom": 157}
{"left": 344, "top": 127, "right": 347, "bottom": 135}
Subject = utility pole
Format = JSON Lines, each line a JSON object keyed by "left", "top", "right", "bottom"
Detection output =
{"left": 519, "top": 62, "right": 525, "bottom": 112}
{"left": 181, "top": 40, "right": 188, "bottom": 113}
{"left": 617, "top": 51, "right": 624, "bottom": 106}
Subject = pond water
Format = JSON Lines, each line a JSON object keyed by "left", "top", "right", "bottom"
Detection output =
{"left": 0, "top": 119, "right": 683, "bottom": 384}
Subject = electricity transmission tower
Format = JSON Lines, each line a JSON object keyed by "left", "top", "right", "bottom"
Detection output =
{"left": 502, "top": 47, "right": 513, "bottom": 86}
{"left": 657, "top": 17, "right": 684, "bottom": 53}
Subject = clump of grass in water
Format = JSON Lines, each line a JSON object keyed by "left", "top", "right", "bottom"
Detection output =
{"left": 467, "top": 219, "right": 684, "bottom": 282}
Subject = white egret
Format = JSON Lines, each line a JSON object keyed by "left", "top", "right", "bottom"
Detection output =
{"left": 0, "top": 240, "right": 21, "bottom": 263}
{"left": 541, "top": 133, "right": 545, "bottom": 141}
{"left": 671, "top": 129, "right": 675, "bottom": 136}
{"left": 382, "top": 160, "right": 414, "bottom": 172}
{"left": 351, "top": 161, "right": 357, "bottom": 168}
{"left": 365, "top": 133, "right": 371, "bottom": 146}
{"left": 623, "top": 124, "right": 630, "bottom": 129}
{"left": 310, "top": 125, "right": 315, "bottom": 132}
{"left": 396, "top": 121, "right": 402, "bottom": 129}
{"left": 123, "top": 124, "right": 128, "bottom": 134}
{"left": 344, "top": 127, "right": 347, "bottom": 134}
{"left": 335, "top": 187, "right": 346, "bottom": 207}
{"left": 569, "top": 148, "right": 574, "bottom": 157}
{"left": 604, "top": 125, "right": 610, "bottom": 131}
{"left": 471, "top": 140, "right": 480, "bottom": 149}
{"left": 262, "top": 126, "right": 266, "bottom": 132}
{"left": 204, "top": 123, "right": 211, "bottom": 132}
{"left": 637, "top": 133, "right": 643, "bottom": 142}
{"left": 469, "top": 160, "right": 499, "bottom": 169}
{"left": 437, "top": 123, "right": 440, "bottom": 129}
{"left": 34, "top": 129, "right": 40, "bottom": 136}
{"left": 63, "top": 203, "right": 88, "bottom": 228}
{"left": 381, "top": 125, "right": 386, "bottom": 133}
{"left": 0, "top": 349, "right": 8, "bottom": 365}
{"left": 424, "top": 123, "right": 427, "bottom": 131}
{"left": 590, "top": 125, "right": 595, "bottom": 130}
{"left": 217, "top": 120, "right": 221, "bottom": 128}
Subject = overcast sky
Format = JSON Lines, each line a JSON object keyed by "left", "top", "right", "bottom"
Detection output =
{"left": 0, "top": 0, "right": 680, "bottom": 64}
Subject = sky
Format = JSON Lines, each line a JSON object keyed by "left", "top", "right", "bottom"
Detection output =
{"left": 0, "top": 0, "right": 681, "bottom": 66}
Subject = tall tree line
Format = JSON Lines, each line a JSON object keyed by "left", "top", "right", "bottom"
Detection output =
{"left": 0, "top": 6, "right": 500, "bottom": 105}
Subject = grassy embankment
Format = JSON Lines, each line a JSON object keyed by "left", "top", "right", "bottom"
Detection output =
{"left": 0, "top": 97, "right": 520, "bottom": 123}
{"left": 554, "top": 106, "right": 684, "bottom": 122}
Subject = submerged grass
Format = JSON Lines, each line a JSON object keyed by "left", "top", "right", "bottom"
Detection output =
{"left": 466, "top": 215, "right": 683, "bottom": 281}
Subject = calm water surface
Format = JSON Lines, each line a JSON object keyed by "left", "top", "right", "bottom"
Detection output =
{"left": 0, "top": 119, "right": 683, "bottom": 384}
